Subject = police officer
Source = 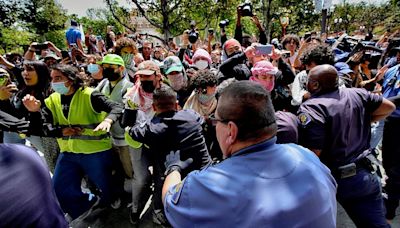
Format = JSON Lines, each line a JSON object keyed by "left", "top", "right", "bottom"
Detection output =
{"left": 381, "top": 60, "right": 400, "bottom": 221}
{"left": 298, "top": 64, "right": 395, "bottom": 227}
{"left": 162, "top": 81, "right": 337, "bottom": 227}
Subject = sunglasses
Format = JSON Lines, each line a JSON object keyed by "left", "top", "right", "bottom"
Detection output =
{"left": 209, "top": 116, "right": 235, "bottom": 126}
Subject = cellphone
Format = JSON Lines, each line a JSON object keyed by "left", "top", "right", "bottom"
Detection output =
{"left": 255, "top": 44, "right": 273, "bottom": 55}
{"left": 33, "top": 43, "right": 48, "bottom": 50}
{"left": 96, "top": 35, "right": 103, "bottom": 41}
{"left": 70, "top": 43, "right": 78, "bottom": 49}
{"left": 208, "top": 28, "right": 214, "bottom": 34}
{"left": 304, "top": 32, "right": 312, "bottom": 41}
{"left": 0, "top": 74, "right": 9, "bottom": 86}
{"left": 61, "top": 50, "right": 70, "bottom": 59}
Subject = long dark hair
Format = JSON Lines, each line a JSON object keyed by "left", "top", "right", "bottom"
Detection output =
{"left": 20, "top": 61, "right": 51, "bottom": 99}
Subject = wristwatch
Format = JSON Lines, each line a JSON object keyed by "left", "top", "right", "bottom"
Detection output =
{"left": 165, "top": 165, "right": 181, "bottom": 176}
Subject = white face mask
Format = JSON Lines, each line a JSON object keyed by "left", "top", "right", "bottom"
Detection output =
{"left": 195, "top": 60, "right": 209, "bottom": 70}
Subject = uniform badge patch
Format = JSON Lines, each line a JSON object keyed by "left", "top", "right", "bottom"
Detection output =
{"left": 395, "top": 80, "right": 400, "bottom": 89}
{"left": 298, "top": 113, "right": 311, "bottom": 126}
{"left": 171, "top": 180, "right": 185, "bottom": 205}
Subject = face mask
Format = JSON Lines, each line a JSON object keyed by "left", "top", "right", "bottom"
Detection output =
{"left": 168, "top": 73, "right": 185, "bottom": 91}
{"left": 103, "top": 68, "right": 121, "bottom": 81}
{"left": 250, "top": 76, "right": 275, "bottom": 92}
{"left": 122, "top": 53, "right": 134, "bottom": 67}
{"left": 87, "top": 64, "right": 99, "bottom": 74}
{"left": 141, "top": 80, "right": 156, "bottom": 93}
{"left": 227, "top": 51, "right": 241, "bottom": 58}
{"left": 197, "top": 92, "right": 215, "bottom": 105}
{"left": 51, "top": 81, "right": 70, "bottom": 95}
{"left": 195, "top": 60, "right": 209, "bottom": 70}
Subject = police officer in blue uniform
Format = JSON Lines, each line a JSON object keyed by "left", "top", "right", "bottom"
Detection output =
{"left": 298, "top": 64, "right": 395, "bottom": 227}
{"left": 161, "top": 81, "right": 337, "bottom": 227}
{"left": 381, "top": 61, "right": 400, "bottom": 221}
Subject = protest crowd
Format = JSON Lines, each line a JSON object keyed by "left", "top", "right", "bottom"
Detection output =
{"left": 2, "top": 3, "right": 400, "bottom": 228}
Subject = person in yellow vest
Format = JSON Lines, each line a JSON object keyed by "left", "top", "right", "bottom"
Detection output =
{"left": 22, "top": 64, "right": 123, "bottom": 220}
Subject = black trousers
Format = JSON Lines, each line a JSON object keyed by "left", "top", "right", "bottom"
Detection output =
{"left": 382, "top": 116, "right": 400, "bottom": 219}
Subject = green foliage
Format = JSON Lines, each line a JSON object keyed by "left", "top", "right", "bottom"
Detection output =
{"left": 0, "top": 0, "right": 68, "bottom": 53}
{"left": 0, "top": 27, "right": 35, "bottom": 54}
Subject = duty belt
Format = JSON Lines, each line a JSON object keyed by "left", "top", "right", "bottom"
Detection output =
{"left": 332, "top": 155, "right": 377, "bottom": 179}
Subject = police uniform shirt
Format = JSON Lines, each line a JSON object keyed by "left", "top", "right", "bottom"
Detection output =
{"left": 164, "top": 137, "right": 337, "bottom": 228}
{"left": 0, "top": 144, "right": 67, "bottom": 227}
{"left": 382, "top": 65, "right": 400, "bottom": 118}
{"left": 298, "top": 88, "right": 382, "bottom": 168}
{"left": 275, "top": 111, "right": 298, "bottom": 144}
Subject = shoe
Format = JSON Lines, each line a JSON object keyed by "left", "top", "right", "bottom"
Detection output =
{"left": 152, "top": 209, "right": 169, "bottom": 226}
{"left": 129, "top": 210, "right": 140, "bottom": 225}
{"left": 77, "top": 196, "right": 101, "bottom": 221}
{"left": 111, "top": 198, "right": 121, "bottom": 209}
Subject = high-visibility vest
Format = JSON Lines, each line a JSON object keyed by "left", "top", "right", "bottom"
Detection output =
{"left": 44, "top": 87, "right": 112, "bottom": 153}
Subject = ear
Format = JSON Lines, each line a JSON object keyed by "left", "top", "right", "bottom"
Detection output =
{"left": 119, "top": 65, "right": 125, "bottom": 71}
{"left": 226, "top": 121, "right": 238, "bottom": 144}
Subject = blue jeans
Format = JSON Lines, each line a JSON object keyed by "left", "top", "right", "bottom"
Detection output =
{"left": 337, "top": 169, "right": 389, "bottom": 227}
{"left": 3, "top": 131, "right": 25, "bottom": 144}
{"left": 370, "top": 120, "right": 385, "bottom": 150}
{"left": 129, "top": 146, "right": 152, "bottom": 213}
{"left": 52, "top": 150, "right": 114, "bottom": 219}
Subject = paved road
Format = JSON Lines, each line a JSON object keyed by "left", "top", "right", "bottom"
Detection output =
{"left": 70, "top": 197, "right": 400, "bottom": 228}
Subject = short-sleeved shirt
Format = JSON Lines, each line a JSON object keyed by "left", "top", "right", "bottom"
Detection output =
{"left": 298, "top": 88, "right": 382, "bottom": 168}
{"left": 382, "top": 64, "right": 400, "bottom": 118}
{"left": 276, "top": 111, "right": 298, "bottom": 144}
{"left": 164, "top": 137, "right": 337, "bottom": 227}
{"left": 65, "top": 26, "right": 82, "bottom": 46}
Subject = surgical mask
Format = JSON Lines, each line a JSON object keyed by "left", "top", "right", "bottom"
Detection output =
{"left": 122, "top": 53, "right": 134, "bottom": 67}
{"left": 51, "top": 81, "right": 70, "bottom": 95}
{"left": 87, "top": 64, "right": 99, "bottom": 74}
{"left": 195, "top": 60, "right": 209, "bottom": 70}
{"left": 103, "top": 68, "right": 121, "bottom": 81}
{"left": 141, "top": 80, "right": 156, "bottom": 93}
{"left": 168, "top": 73, "right": 185, "bottom": 91}
{"left": 197, "top": 92, "right": 215, "bottom": 105}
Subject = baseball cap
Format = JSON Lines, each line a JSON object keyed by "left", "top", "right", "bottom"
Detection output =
{"left": 97, "top": 54, "right": 125, "bottom": 67}
{"left": 135, "top": 60, "right": 160, "bottom": 76}
{"left": 43, "top": 53, "right": 61, "bottom": 61}
{"left": 163, "top": 56, "right": 183, "bottom": 75}
{"left": 334, "top": 62, "right": 353, "bottom": 75}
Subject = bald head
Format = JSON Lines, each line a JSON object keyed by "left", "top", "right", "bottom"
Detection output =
{"left": 307, "top": 64, "right": 339, "bottom": 95}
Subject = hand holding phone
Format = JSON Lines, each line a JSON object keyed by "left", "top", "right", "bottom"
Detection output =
{"left": 254, "top": 44, "right": 273, "bottom": 56}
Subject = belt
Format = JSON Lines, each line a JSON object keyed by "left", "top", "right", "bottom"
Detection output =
{"left": 331, "top": 156, "right": 375, "bottom": 179}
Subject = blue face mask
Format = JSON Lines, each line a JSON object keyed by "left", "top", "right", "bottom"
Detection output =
{"left": 87, "top": 64, "right": 99, "bottom": 74}
{"left": 51, "top": 81, "right": 70, "bottom": 95}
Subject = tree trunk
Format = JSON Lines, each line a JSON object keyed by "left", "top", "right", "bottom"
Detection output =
{"left": 264, "top": 0, "right": 273, "bottom": 43}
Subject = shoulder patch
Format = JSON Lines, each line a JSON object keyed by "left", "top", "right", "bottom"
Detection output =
{"left": 298, "top": 113, "right": 311, "bottom": 126}
{"left": 171, "top": 179, "right": 186, "bottom": 205}
{"left": 395, "top": 79, "right": 400, "bottom": 89}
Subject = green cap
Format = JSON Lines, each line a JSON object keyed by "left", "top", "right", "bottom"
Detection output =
{"left": 163, "top": 56, "right": 183, "bottom": 75}
{"left": 97, "top": 54, "right": 125, "bottom": 67}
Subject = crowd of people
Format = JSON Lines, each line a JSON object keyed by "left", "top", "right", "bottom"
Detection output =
{"left": 1, "top": 8, "right": 400, "bottom": 227}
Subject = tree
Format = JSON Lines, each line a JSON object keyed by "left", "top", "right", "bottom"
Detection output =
{"left": 0, "top": 0, "right": 68, "bottom": 53}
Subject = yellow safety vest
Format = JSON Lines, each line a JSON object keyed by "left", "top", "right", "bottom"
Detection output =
{"left": 44, "top": 87, "right": 112, "bottom": 153}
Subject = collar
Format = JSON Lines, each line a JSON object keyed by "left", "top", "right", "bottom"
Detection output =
{"left": 232, "top": 137, "right": 277, "bottom": 157}
{"left": 155, "top": 110, "right": 176, "bottom": 118}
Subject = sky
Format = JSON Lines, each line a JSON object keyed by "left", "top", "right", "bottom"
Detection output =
{"left": 56, "top": 0, "right": 131, "bottom": 17}
{"left": 57, "top": 0, "right": 388, "bottom": 17}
